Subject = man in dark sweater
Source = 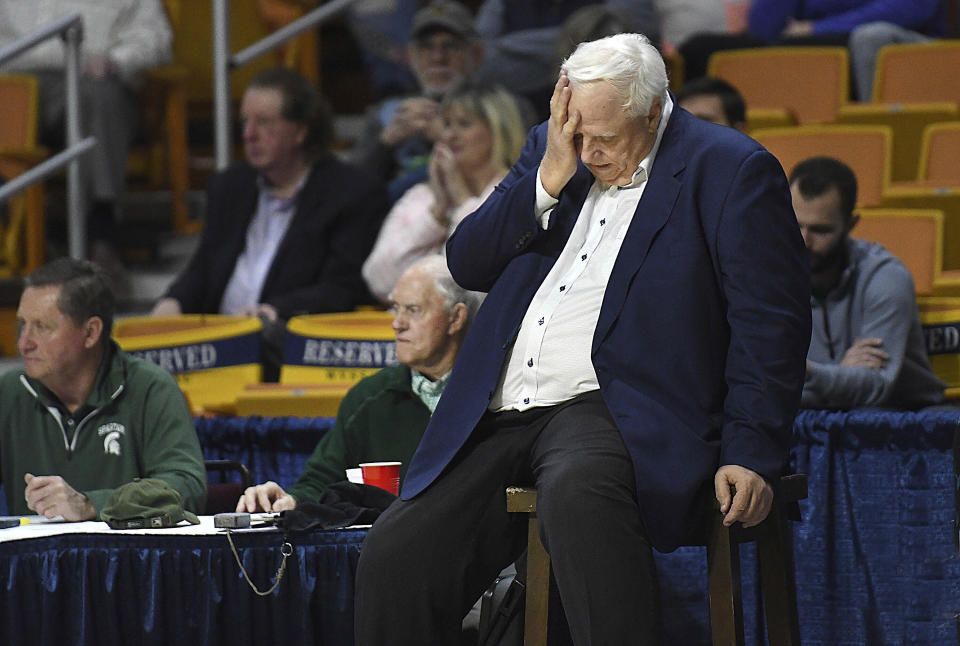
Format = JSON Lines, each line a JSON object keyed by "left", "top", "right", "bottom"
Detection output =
{"left": 236, "top": 255, "right": 482, "bottom": 512}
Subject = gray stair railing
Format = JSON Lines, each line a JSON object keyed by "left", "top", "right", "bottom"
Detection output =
{"left": 0, "top": 11, "right": 97, "bottom": 260}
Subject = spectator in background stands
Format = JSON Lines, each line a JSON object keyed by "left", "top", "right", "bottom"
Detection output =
{"left": 236, "top": 255, "right": 483, "bottom": 512}
{"left": 0, "top": 0, "right": 173, "bottom": 274}
{"left": 848, "top": 15, "right": 947, "bottom": 101}
{"left": 790, "top": 156, "right": 946, "bottom": 409}
{"left": 747, "top": 0, "right": 945, "bottom": 44}
{"left": 362, "top": 83, "right": 527, "bottom": 304}
{"left": 152, "top": 67, "right": 388, "bottom": 380}
{"left": 655, "top": 0, "right": 746, "bottom": 55}
{"left": 474, "top": 0, "right": 660, "bottom": 121}
{"left": 676, "top": 76, "right": 747, "bottom": 131}
{"left": 350, "top": 0, "right": 484, "bottom": 203}
{"left": 0, "top": 258, "right": 206, "bottom": 519}
{"left": 680, "top": 0, "right": 948, "bottom": 83}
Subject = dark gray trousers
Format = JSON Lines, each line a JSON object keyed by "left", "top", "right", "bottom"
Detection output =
{"left": 34, "top": 70, "right": 138, "bottom": 203}
{"left": 355, "top": 391, "right": 662, "bottom": 646}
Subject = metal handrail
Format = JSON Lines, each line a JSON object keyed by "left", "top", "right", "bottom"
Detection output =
{"left": 0, "top": 11, "right": 93, "bottom": 260}
{"left": 211, "top": 0, "right": 359, "bottom": 169}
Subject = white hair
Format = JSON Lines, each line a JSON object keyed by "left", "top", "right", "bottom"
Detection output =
{"left": 407, "top": 255, "right": 484, "bottom": 326}
{"left": 562, "top": 33, "right": 667, "bottom": 117}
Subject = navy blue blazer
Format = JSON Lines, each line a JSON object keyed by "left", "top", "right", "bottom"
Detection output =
{"left": 402, "top": 106, "right": 811, "bottom": 551}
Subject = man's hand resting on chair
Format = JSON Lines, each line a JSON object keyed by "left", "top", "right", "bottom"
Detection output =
{"left": 714, "top": 465, "right": 773, "bottom": 528}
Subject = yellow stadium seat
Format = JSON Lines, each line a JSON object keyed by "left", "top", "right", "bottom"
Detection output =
{"left": 880, "top": 184, "right": 960, "bottom": 271}
{"left": 852, "top": 208, "right": 944, "bottom": 296}
{"left": 836, "top": 102, "right": 959, "bottom": 182}
{"left": 280, "top": 311, "right": 396, "bottom": 385}
{"left": 745, "top": 107, "right": 796, "bottom": 133}
{"left": 113, "top": 315, "right": 263, "bottom": 414}
{"left": 0, "top": 73, "right": 47, "bottom": 280}
{"left": 234, "top": 383, "right": 350, "bottom": 417}
{"left": 872, "top": 41, "right": 960, "bottom": 104}
{"left": 917, "top": 121, "right": 960, "bottom": 183}
{"left": 752, "top": 125, "right": 892, "bottom": 206}
{"left": 707, "top": 47, "right": 849, "bottom": 125}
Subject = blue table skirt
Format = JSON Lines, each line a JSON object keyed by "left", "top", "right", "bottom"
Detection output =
{"left": 196, "top": 415, "right": 335, "bottom": 489}
{"left": 0, "top": 528, "right": 365, "bottom": 646}
{"left": 197, "top": 409, "right": 960, "bottom": 645}
{"left": 654, "top": 408, "right": 960, "bottom": 645}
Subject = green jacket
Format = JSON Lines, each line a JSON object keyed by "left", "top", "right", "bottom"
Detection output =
{"left": 0, "top": 341, "right": 206, "bottom": 516}
{"left": 288, "top": 364, "right": 431, "bottom": 503}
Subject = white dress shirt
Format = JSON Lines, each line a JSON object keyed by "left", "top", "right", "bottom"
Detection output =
{"left": 219, "top": 171, "right": 307, "bottom": 315}
{"left": 491, "top": 95, "right": 674, "bottom": 412}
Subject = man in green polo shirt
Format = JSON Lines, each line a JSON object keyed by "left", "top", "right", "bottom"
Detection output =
{"left": 0, "top": 258, "right": 206, "bottom": 519}
{"left": 237, "top": 255, "right": 482, "bottom": 512}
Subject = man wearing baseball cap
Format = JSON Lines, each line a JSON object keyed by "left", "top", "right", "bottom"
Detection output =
{"left": 351, "top": 0, "right": 485, "bottom": 201}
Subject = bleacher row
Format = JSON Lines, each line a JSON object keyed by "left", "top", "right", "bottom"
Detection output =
{"left": 111, "top": 303, "right": 960, "bottom": 418}
{"left": 705, "top": 41, "right": 960, "bottom": 298}
{"left": 111, "top": 38, "right": 960, "bottom": 415}
{"left": 4, "top": 8, "right": 960, "bottom": 413}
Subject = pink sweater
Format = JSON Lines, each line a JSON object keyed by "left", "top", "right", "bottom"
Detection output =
{"left": 362, "top": 178, "right": 499, "bottom": 302}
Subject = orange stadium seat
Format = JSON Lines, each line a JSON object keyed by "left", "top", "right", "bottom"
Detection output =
{"left": 0, "top": 73, "right": 46, "bottom": 279}
{"left": 836, "top": 103, "right": 958, "bottom": 182}
{"left": 871, "top": 41, "right": 960, "bottom": 104}
{"left": 852, "top": 208, "right": 944, "bottom": 296}
{"left": 707, "top": 47, "right": 849, "bottom": 125}
{"left": 880, "top": 122, "right": 960, "bottom": 271}
{"left": 917, "top": 121, "right": 960, "bottom": 183}
{"left": 751, "top": 125, "right": 892, "bottom": 206}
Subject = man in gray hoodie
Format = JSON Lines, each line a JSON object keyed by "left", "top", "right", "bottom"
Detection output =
{"left": 791, "top": 156, "right": 945, "bottom": 409}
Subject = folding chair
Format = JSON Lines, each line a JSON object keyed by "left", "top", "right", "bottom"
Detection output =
{"left": 204, "top": 459, "right": 253, "bottom": 515}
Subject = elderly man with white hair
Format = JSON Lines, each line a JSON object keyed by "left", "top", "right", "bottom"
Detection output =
{"left": 236, "top": 255, "right": 482, "bottom": 512}
{"left": 355, "top": 33, "right": 810, "bottom": 644}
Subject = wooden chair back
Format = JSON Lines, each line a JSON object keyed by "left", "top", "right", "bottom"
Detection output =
{"left": 708, "top": 47, "right": 849, "bottom": 125}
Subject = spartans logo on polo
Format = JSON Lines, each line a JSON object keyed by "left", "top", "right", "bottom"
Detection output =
{"left": 98, "top": 422, "right": 126, "bottom": 456}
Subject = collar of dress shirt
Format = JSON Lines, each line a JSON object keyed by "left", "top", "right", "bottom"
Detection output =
{"left": 256, "top": 166, "right": 311, "bottom": 205}
{"left": 410, "top": 368, "right": 451, "bottom": 413}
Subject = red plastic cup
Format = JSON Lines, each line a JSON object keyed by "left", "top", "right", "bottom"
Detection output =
{"left": 359, "top": 462, "right": 401, "bottom": 495}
